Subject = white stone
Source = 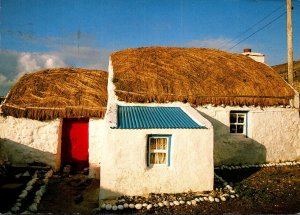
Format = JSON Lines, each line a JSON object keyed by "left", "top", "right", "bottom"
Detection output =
{"left": 135, "top": 203, "right": 143, "bottom": 210}
{"left": 163, "top": 201, "right": 169, "bottom": 206}
{"left": 112, "top": 205, "right": 118, "bottom": 211}
{"left": 186, "top": 201, "right": 191, "bottom": 205}
{"left": 230, "top": 195, "right": 235, "bottom": 199}
{"left": 142, "top": 203, "right": 148, "bottom": 207}
{"left": 220, "top": 196, "right": 226, "bottom": 201}
{"left": 191, "top": 200, "right": 197, "bottom": 205}
{"left": 105, "top": 204, "right": 112, "bottom": 210}
{"left": 11, "top": 206, "right": 19, "bottom": 212}
{"left": 158, "top": 202, "right": 164, "bottom": 207}
{"left": 34, "top": 198, "right": 40, "bottom": 204}
{"left": 169, "top": 202, "right": 174, "bottom": 206}
{"left": 203, "top": 197, "right": 208, "bottom": 201}
{"left": 215, "top": 198, "right": 220, "bottom": 202}
{"left": 23, "top": 171, "right": 30, "bottom": 177}
{"left": 199, "top": 197, "right": 204, "bottom": 201}
{"left": 129, "top": 203, "right": 135, "bottom": 209}
{"left": 147, "top": 204, "right": 152, "bottom": 210}
{"left": 179, "top": 200, "right": 185, "bottom": 204}
{"left": 14, "top": 203, "right": 21, "bottom": 207}
{"left": 208, "top": 196, "right": 214, "bottom": 202}
{"left": 19, "top": 193, "right": 27, "bottom": 199}
{"left": 173, "top": 200, "right": 180, "bottom": 206}
{"left": 29, "top": 203, "right": 38, "bottom": 212}
{"left": 154, "top": 203, "right": 158, "bottom": 208}
{"left": 123, "top": 203, "right": 128, "bottom": 208}
{"left": 25, "top": 186, "right": 33, "bottom": 191}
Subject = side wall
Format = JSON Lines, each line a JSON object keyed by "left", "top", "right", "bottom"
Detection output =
{"left": 0, "top": 116, "right": 60, "bottom": 169}
{"left": 88, "top": 118, "right": 106, "bottom": 178}
{"left": 197, "top": 106, "right": 300, "bottom": 165}
{"left": 100, "top": 127, "right": 214, "bottom": 199}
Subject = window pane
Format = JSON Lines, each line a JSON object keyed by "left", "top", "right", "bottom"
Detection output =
{"left": 237, "top": 125, "right": 244, "bottom": 133}
{"left": 230, "top": 114, "right": 237, "bottom": 123}
{"left": 238, "top": 115, "right": 245, "bottom": 123}
{"left": 157, "top": 153, "right": 166, "bottom": 164}
{"left": 150, "top": 139, "right": 156, "bottom": 150}
{"left": 150, "top": 153, "right": 156, "bottom": 164}
{"left": 157, "top": 138, "right": 167, "bottom": 149}
{"left": 230, "top": 125, "right": 237, "bottom": 133}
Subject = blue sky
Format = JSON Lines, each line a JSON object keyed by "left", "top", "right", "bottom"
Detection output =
{"left": 0, "top": 0, "right": 300, "bottom": 95}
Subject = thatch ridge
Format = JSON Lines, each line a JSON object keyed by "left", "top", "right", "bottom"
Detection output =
{"left": 111, "top": 47, "right": 295, "bottom": 106}
{"left": 2, "top": 68, "right": 108, "bottom": 120}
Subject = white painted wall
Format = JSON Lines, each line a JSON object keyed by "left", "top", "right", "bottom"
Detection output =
{"left": 100, "top": 127, "right": 213, "bottom": 199}
{"left": 88, "top": 118, "right": 106, "bottom": 178}
{"left": 0, "top": 116, "right": 60, "bottom": 168}
{"left": 197, "top": 105, "right": 300, "bottom": 165}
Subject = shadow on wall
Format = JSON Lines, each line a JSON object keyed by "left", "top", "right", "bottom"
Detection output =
{"left": 198, "top": 112, "right": 266, "bottom": 166}
{"left": 0, "top": 138, "right": 57, "bottom": 169}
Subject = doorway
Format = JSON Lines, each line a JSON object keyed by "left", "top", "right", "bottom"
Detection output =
{"left": 61, "top": 119, "right": 89, "bottom": 171}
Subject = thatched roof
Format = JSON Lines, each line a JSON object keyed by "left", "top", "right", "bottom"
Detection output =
{"left": 2, "top": 68, "right": 108, "bottom": 120}
{"left": 111, "top": 47, "right": 295, "bottom": 106}
{"left": 272, "top": 60, "right": 300, "bottom": 93}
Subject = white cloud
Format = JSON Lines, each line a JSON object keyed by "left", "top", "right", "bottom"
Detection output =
{"left": 16, "top": 52, "right": 66, "bottom": 79}
{"left": 0, "top": 51, "right": 67, "bottom": 95}
{"left": 0, "top": 46, "right": 111, "bottom": 95}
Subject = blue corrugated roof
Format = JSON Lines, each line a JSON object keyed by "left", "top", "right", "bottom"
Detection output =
{"left": 116, "top": 106, "right": 205, "bottom": 129}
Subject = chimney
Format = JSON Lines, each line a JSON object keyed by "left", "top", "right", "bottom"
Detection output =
{"left": 242, "top": 48, "right": 265, "bottom": 64}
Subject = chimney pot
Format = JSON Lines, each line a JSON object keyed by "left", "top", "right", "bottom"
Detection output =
{"left": 243, "top": 48, "right": 251, "bottom": 53}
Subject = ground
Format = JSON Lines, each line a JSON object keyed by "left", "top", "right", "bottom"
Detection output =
{"left": 0, "top": 164, "right": 299, "bottom": 214}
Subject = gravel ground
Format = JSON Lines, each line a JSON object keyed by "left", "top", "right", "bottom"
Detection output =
{"left": 2, "top": 164, "right": 298, "bottom": 214}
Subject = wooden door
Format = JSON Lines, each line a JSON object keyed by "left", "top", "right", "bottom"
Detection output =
{"left": 62, "top": 119, "right": 89, "bottom": 171}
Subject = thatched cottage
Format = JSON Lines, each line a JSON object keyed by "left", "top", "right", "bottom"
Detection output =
{"left": 97, "top": 47, "right": 300, "bottom": 199}
{"left": 0, "top": 68, "right": 107, "bottom": 178}
{"left": 0, "top": 47, "right": 299, "bottom": 200}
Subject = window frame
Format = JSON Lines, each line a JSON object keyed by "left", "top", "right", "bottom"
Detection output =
{"left": 229, "top": 111, "right": 248, "bottom": 137}
{"left": 147, "top": 134, "right": 171, "bottom": 167}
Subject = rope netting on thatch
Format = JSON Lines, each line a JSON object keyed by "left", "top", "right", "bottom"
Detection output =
{"left": 2, "top": 68, "right": 108, "bottom": 120}
{"left": 111, "top": 47, "right": 295, "bottom": 107}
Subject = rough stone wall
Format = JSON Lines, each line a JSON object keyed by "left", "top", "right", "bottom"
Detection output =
{"left": 0, "top": 116, "right": 60, "bottom": 168}
{"left": 197, "top": 106, "right": 300, "bottom": 165}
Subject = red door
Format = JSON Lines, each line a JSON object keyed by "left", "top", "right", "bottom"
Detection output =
{"left": 62, "top": 119, "right": 89, "bottom": 171}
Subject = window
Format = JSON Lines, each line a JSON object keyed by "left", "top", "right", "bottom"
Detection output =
{"left": 230, "top": 111, "right": 248, "bottom": 135}
{"left": 147, "top": 135, "right": 171, "bottom": 166}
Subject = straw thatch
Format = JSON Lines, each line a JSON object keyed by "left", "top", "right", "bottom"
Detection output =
{"left": 111, "top": 47, "right": 295, "bottom": 106}
{"left": 2, "top": 68, "right": 108, "bottom": 120}
{"left": 272, "top": 60, "right": 300, "bottom": 93}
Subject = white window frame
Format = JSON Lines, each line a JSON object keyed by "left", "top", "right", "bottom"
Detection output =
{"left": 229, "top": 111, "right": 248, "bottom": 136}
{"left": 147, "top": 135, "right": 171, "bottom": 167}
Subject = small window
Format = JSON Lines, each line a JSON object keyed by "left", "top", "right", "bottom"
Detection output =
{"left": 147, "top": 135, "right": 171, "bottom": 166}
{"left": 230, "top": 111, "right": 247, "bottom": 135}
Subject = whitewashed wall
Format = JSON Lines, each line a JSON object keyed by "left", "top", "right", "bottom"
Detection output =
{"left": 0, "top": 116, "right": 60, "bottom": 169}
{"left": 100, "top": 127, "right": 213, "bottom": 200}
{"left": 197, "top": 105, "right": 300, "bottom": 165}
{"left": 88, "top": 118, "right": 106, "bottom": 178}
